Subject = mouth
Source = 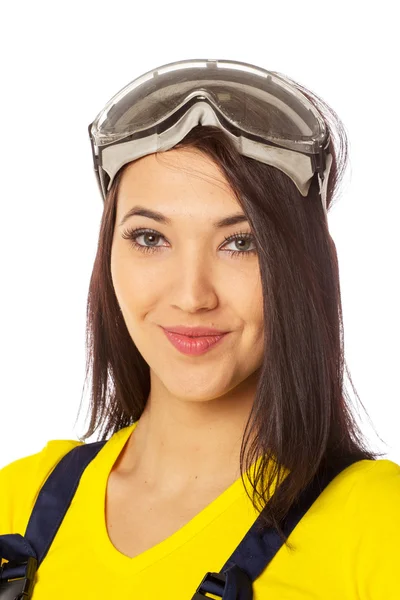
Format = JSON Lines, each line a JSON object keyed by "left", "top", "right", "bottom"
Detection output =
{"left": 161, "top": 328, "right": 229, "bottom": 356}
{"left": 162, "top": 326, "right": 228, "bottom": 337}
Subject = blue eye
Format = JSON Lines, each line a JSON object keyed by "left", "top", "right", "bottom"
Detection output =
{"left": 120, "top": 227, "right": 257, "bottom": 258}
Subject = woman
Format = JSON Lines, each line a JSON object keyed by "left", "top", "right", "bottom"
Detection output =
{"left": 1, "top": 59, "right": 399, "bottom": 599}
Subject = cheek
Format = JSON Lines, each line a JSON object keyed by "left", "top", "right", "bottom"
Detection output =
{"left": 242, "top": 275, "right": 264, "bottom": 343}
{"left": 237, "top": 269, "right": 263, "bottom": 316}
{"left": 111, "top": 246, "right": 138, "bottom": 313}
{"left": 110, "top": 246, "right": 162, "bottom": 314}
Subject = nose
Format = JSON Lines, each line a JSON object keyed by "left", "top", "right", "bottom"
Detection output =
{"left": 169, "top": 251, "right": 219, "bottom": 313}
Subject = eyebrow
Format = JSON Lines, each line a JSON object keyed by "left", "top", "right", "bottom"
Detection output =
{"left": 119, "top": 205, "right": 249, "bottom": 229}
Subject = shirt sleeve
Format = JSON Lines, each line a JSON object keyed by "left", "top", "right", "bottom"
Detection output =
{"left": 342, "top": 458, "right": 400, "bottom": 599}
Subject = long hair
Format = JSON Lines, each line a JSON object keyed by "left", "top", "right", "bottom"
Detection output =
{"left": 77, "top": 72, "right": 384, "bottom": 547}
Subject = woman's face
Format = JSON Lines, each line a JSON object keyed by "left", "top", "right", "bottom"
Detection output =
{"left": 111, "top": 148, "right": 264, "bottom": 404}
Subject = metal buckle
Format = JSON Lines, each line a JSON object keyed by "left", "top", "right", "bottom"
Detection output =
{"left": 0, "top": 556, "right": 38, "bottom": 600}
{"left": 191, "top": 571, "right": 226, "bottom": 599}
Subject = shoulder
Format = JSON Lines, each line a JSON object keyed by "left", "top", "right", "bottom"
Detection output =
{"left": 344, "top": 457, "right": 400, "bottom": 503}
{"left": 327, "top": 457, "right": 400, "bottom": 516}
{"left": 311, "top": 457, "right": 400, "bottom": 511}
{"left": 344, "top": 458, "right": 400, "bottom": 534}
{"left": 0, "top": 438, "right": 84, "bottom": 535}
{"left": 0, "top": 438, "right": 85, "bottom": 486}
{"left": 338, "top": 458, "right": 400, "bottom": 597}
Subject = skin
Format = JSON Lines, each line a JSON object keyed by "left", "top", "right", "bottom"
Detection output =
{"left": 110, "top": 148, "right": 264, "bottom": 500}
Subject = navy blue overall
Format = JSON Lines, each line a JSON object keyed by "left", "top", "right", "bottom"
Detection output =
{"left": 0, "top": 440, "right": 360, "bottom": 599}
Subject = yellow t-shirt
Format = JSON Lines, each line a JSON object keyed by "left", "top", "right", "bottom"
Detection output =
{"left": 1, "top": 422, "right": 399, "bottom": 599}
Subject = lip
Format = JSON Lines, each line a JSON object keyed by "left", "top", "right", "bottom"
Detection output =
{"left": 162, "top": 328, "right": 229, "bottom": 356}
{"left": 161, "top": 325, "right": 228, "bottom": 337}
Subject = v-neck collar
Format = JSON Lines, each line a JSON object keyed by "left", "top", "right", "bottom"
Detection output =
{"left": 78, "top": 422, "right": 249, "bottom": 576}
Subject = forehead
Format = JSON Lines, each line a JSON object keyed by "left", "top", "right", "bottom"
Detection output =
{"left": 117, "top": 148, "right": 238, "bottom": 216}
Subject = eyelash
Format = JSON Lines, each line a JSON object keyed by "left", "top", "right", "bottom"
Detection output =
{"left": 120, "top": 227, "right": 257, "bottom": 258}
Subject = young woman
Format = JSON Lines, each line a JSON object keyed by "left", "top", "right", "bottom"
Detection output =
{"left": 1, "top": 58, "right": 399, "bottom": 599}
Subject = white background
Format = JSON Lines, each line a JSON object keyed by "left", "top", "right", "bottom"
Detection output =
{"left": 0, "top": 1, "right": 398, "bottom": 468}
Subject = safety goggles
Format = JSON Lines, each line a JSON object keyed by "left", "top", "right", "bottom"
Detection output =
{"left": 88, "top": 58, "right": 333, "bottom": 215}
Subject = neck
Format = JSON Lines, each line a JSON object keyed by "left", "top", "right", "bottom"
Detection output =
{"left": 118, "top": 372, "right": 259, "bottom": 496}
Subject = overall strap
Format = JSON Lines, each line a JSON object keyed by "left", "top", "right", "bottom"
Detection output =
{"left": 192, "top": 455, "right": 361, "bottom": 599}
{"left": 0, "top": 440, "right": 106, "bottom": 596}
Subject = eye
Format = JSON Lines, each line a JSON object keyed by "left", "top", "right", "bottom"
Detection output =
{"left": 121, "top": 227, "right": 257, "bottom": 258}
{"left": 221, "top": 232, "right": 257, "bottom": 257}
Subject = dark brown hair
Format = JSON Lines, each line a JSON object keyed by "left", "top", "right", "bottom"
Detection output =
{"left": 77, "top": 72, "right": 384, "bottom": 548}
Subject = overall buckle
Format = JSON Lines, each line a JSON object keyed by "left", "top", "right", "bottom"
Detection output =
{"left": 192, "top": 571, "right": 226, "bottom": 599}
{"left": 0, "top": 556, "right": 38, "bottom": 600}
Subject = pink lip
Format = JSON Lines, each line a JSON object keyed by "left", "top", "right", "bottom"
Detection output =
{"left": 162, "top": 329, "right": 228, "bottom": 356}
{"left": 162, "top": 325, "right": 227, "bottom": 336}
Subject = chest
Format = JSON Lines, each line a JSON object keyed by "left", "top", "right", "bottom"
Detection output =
{"left": 105, "top": 472, "right": 229, "bottom": 559}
